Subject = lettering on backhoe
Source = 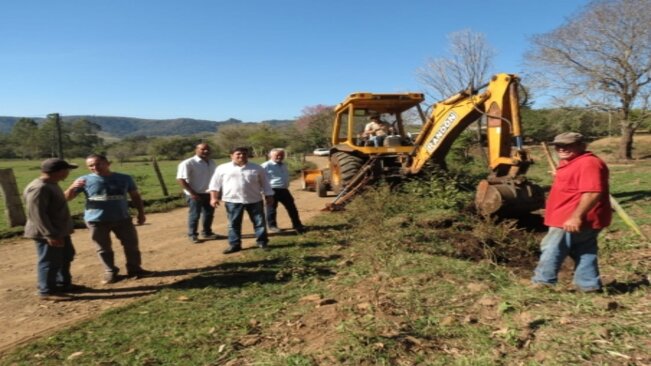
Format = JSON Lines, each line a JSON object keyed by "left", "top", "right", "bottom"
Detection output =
{"left": 425, "top": 111, "right": 457, "bottom": 153}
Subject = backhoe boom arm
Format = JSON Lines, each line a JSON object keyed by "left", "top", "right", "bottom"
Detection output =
{"left": 408, "top": 73, "right": 529, "bottom": 178}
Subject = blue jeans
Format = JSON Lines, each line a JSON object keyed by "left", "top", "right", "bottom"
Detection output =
{"left": 224, "top": 201, "right": 268, "bottom": 248}
{"left": 532, "top": 227, "right": 602, "bottom": 291}
{"left": 369, "top": 135, "right": 385, "bottom": 147}
{"left": 35, "top": 236, "right": 75, "bottom": 295}
{"left": 187, "top": 193, "right": 215, "bottom": 237}
{"left": 266, "top": 188, "right": 303, "bottom": 229}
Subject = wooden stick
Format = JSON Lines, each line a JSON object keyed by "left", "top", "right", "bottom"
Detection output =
{"left": 541, "top": 142, "right": 560, "bottom": 175}
{"left": 540, "top": 143, "right": 648, "bottom": 241}
{"left": 151, "top": 156, "right": 169, "bottom": 197}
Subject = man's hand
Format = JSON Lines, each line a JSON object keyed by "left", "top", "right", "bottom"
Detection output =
{"left": 70, "top": 178, "right": 86, "bottom": 190}
{"left": 265, "top": 196, "right": 274, "bottom": 206}
{"left": 210, "top": 198, "right": 220, "bottom": 208}
{"left": 562, "top": 216, "right": 583, "bottom": 233}
{"left": 47, "top": 238, "right": 64, "bottom": 247}
{"left": 563, "top": 192, "right": 601, "bottom": 233}
{"left": 64, "top": 178, "right": 86, "bottom": 200}
{"left": 137, "top": 212, "right": 146, "bottom": 225}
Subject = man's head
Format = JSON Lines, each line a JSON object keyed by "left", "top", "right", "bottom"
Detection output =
{"left": 85, "top": 153, "right": 112, "bottom": 176}
{"left": 195, "top": 143, "right": 211, "bottom": 160}
{"left": 230, "top": 147, "right": 249, "bottom": 166}
{"left": 549, "top": 132, "right": 587, "bottom": 161}
{"left": 41, "top": 158, "right": 78, "bottom": 181}
{"left": 269, "top": 148, "right": 285, "bottom": 163}
{"left": 370, "top": 115, "right": 380, "bottom": 122}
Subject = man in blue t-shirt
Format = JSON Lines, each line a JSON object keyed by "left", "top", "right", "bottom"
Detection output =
{"left": 65, "top": 154, "right": 151, "bottom": 284}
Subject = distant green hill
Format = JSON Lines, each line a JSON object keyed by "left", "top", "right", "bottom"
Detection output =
{"left": 0, "top": 116, "right": 294, "bottom": 137}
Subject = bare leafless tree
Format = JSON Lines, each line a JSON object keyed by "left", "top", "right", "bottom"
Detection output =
{"left": 416, "top": 29, "right": 495, "bottom": 101}
{"left": 525, "top": 0, "right": 651, "bottom": 159}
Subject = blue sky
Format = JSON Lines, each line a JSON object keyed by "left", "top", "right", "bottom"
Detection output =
{"left": 0, "top": 0, "right": 588, "bottom": 122}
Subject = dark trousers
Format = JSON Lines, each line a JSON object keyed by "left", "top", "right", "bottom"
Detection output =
{"left": 35, "top": 236, "right": 75, "bottom": 295}
{"left": 87, "top": 219, "right": 141, "bottom": 274}
{"left": 186, "top": 193, "right": 215, "bottom": 237}
{"left": 266, "top": 188, "right": 303, "bottom": 229}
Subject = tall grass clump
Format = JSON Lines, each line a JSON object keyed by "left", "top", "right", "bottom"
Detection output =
{"left": 344, "top": 169, "right": 542, "bottom": 269}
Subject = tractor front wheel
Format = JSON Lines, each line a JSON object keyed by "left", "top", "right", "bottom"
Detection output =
{"left": 329, "top": 152, "right": 364, "bottom": 194}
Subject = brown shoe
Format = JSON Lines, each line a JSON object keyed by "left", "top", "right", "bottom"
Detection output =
{"left": 223, "top": 246, "right": 241, "bottom": 254}
{"left": 40, "top": 293, "right": 73, "bottom": 302}
{"left": 201, "top": 233, "right": 225, "bottom": 240}
{"left": 57, "top": 284, "right": 89, "bottom": 293}
{"left": 127, "top": 269, "right": 155, "bottom": 279}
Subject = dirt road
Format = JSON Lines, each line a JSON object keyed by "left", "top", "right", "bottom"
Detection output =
{"left": 0, "top": 157, "right": 331, "bottom": 354}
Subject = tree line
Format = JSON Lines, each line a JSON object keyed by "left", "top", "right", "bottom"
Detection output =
{"left": 0, "top": 105, "right": 333, "bottom": 161}
{"left": 0, "top": 102, "right": 640, "bottom": 163}
{"left": 0, "top": 116, "right": 103, "bottom": 159}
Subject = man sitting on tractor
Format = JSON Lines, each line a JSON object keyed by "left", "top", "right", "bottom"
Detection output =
{"left": 362, "top": 115, "right": 391, "bottom": 147}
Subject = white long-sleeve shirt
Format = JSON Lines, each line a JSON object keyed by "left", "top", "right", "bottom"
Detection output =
{"left": 208, "top": 161, "right": 274, "bottom": 204}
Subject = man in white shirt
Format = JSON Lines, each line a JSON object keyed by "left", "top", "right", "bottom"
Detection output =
{"left": 209, "top": 147, "right": 275, "bottom": 254}
{"left": 177, "top": 143, "right": 218, "bottom": 243}
{"left": 261, "top": 148, "right": 304, "bottom": 234}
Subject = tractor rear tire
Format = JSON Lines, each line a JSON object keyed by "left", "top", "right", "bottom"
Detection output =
{"left": 330, "top": 152, "right": 364, "bottom": 194}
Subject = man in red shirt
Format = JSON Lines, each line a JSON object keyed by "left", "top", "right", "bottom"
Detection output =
{"left": 532, "top": 132, "right": 611, "bottom": 292}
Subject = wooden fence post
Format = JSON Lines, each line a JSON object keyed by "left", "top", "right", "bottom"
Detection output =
{"left": 0, "top": 168, "right": 27, "bottom": 227}
{"left": 151, "top": 157, "right": 169, "bottom": 197}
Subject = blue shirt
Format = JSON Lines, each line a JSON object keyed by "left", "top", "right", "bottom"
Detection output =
{"left": 261, "top": 160, "right": 289, "bottom": 189}
{"left": 77, "top": 173, "right": 137, "bottom": 222}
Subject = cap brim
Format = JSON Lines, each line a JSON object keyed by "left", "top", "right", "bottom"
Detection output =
{"left": 548, "top": 141, "right": 578, "bottom": 146}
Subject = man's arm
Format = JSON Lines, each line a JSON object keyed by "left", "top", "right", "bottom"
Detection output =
{"left": 209, "top": 190, "right": 221, "bottom": 208}
{"left": 128, "top": 190, "right": 146, "bottom": 225}
{"left": 207, "top": 167, "right": 222, "bottom": 207}
{"left": 177, "top": 178, "right": 199, "bottom": 200}
{"left": 362, "top": 123, "right": 374, "bottom": 137}
{"left": 563, "top": 192, "right": 602, "bottom": 233}
{"left": 64, "top": 178, "right": 85, "bottom": 201}
{"left": 259, "top": 167, "right": 275, "bottom": 206}
{"left": 176, "top": 161, "right": 200, "bottom": 199}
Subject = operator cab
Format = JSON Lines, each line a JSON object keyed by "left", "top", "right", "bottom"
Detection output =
{"left": 333, "top": 93, "right": 427, "bottom": 151}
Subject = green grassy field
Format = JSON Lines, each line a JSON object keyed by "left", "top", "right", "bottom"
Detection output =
{"left": 0, "top": 140, "right": 649, "bottom": 365}
{"left": 1, "top": 160, "right": 649, "bottom": 365}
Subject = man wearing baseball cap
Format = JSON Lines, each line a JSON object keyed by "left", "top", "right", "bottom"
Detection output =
{"left": 532, "top": 132, "right": 612, "bottom": 292}
{"left": 24, "top": 158, "right": 79, "bottom": 301}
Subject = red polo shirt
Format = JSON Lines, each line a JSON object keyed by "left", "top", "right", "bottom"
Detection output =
{"left": 544, "top": 152, "right": 611, "bottom": 229}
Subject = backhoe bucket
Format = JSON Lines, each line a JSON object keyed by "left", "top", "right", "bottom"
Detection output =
{"left": 301, "top": 169, "right": 323, "bottom": 191}
{"left": 475, "top": 179, "right": 545, "bottom": 217}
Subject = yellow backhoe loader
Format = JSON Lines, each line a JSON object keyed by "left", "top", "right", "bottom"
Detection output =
{"left": 303, "top": 73, "right": 545, "bottom": 216}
